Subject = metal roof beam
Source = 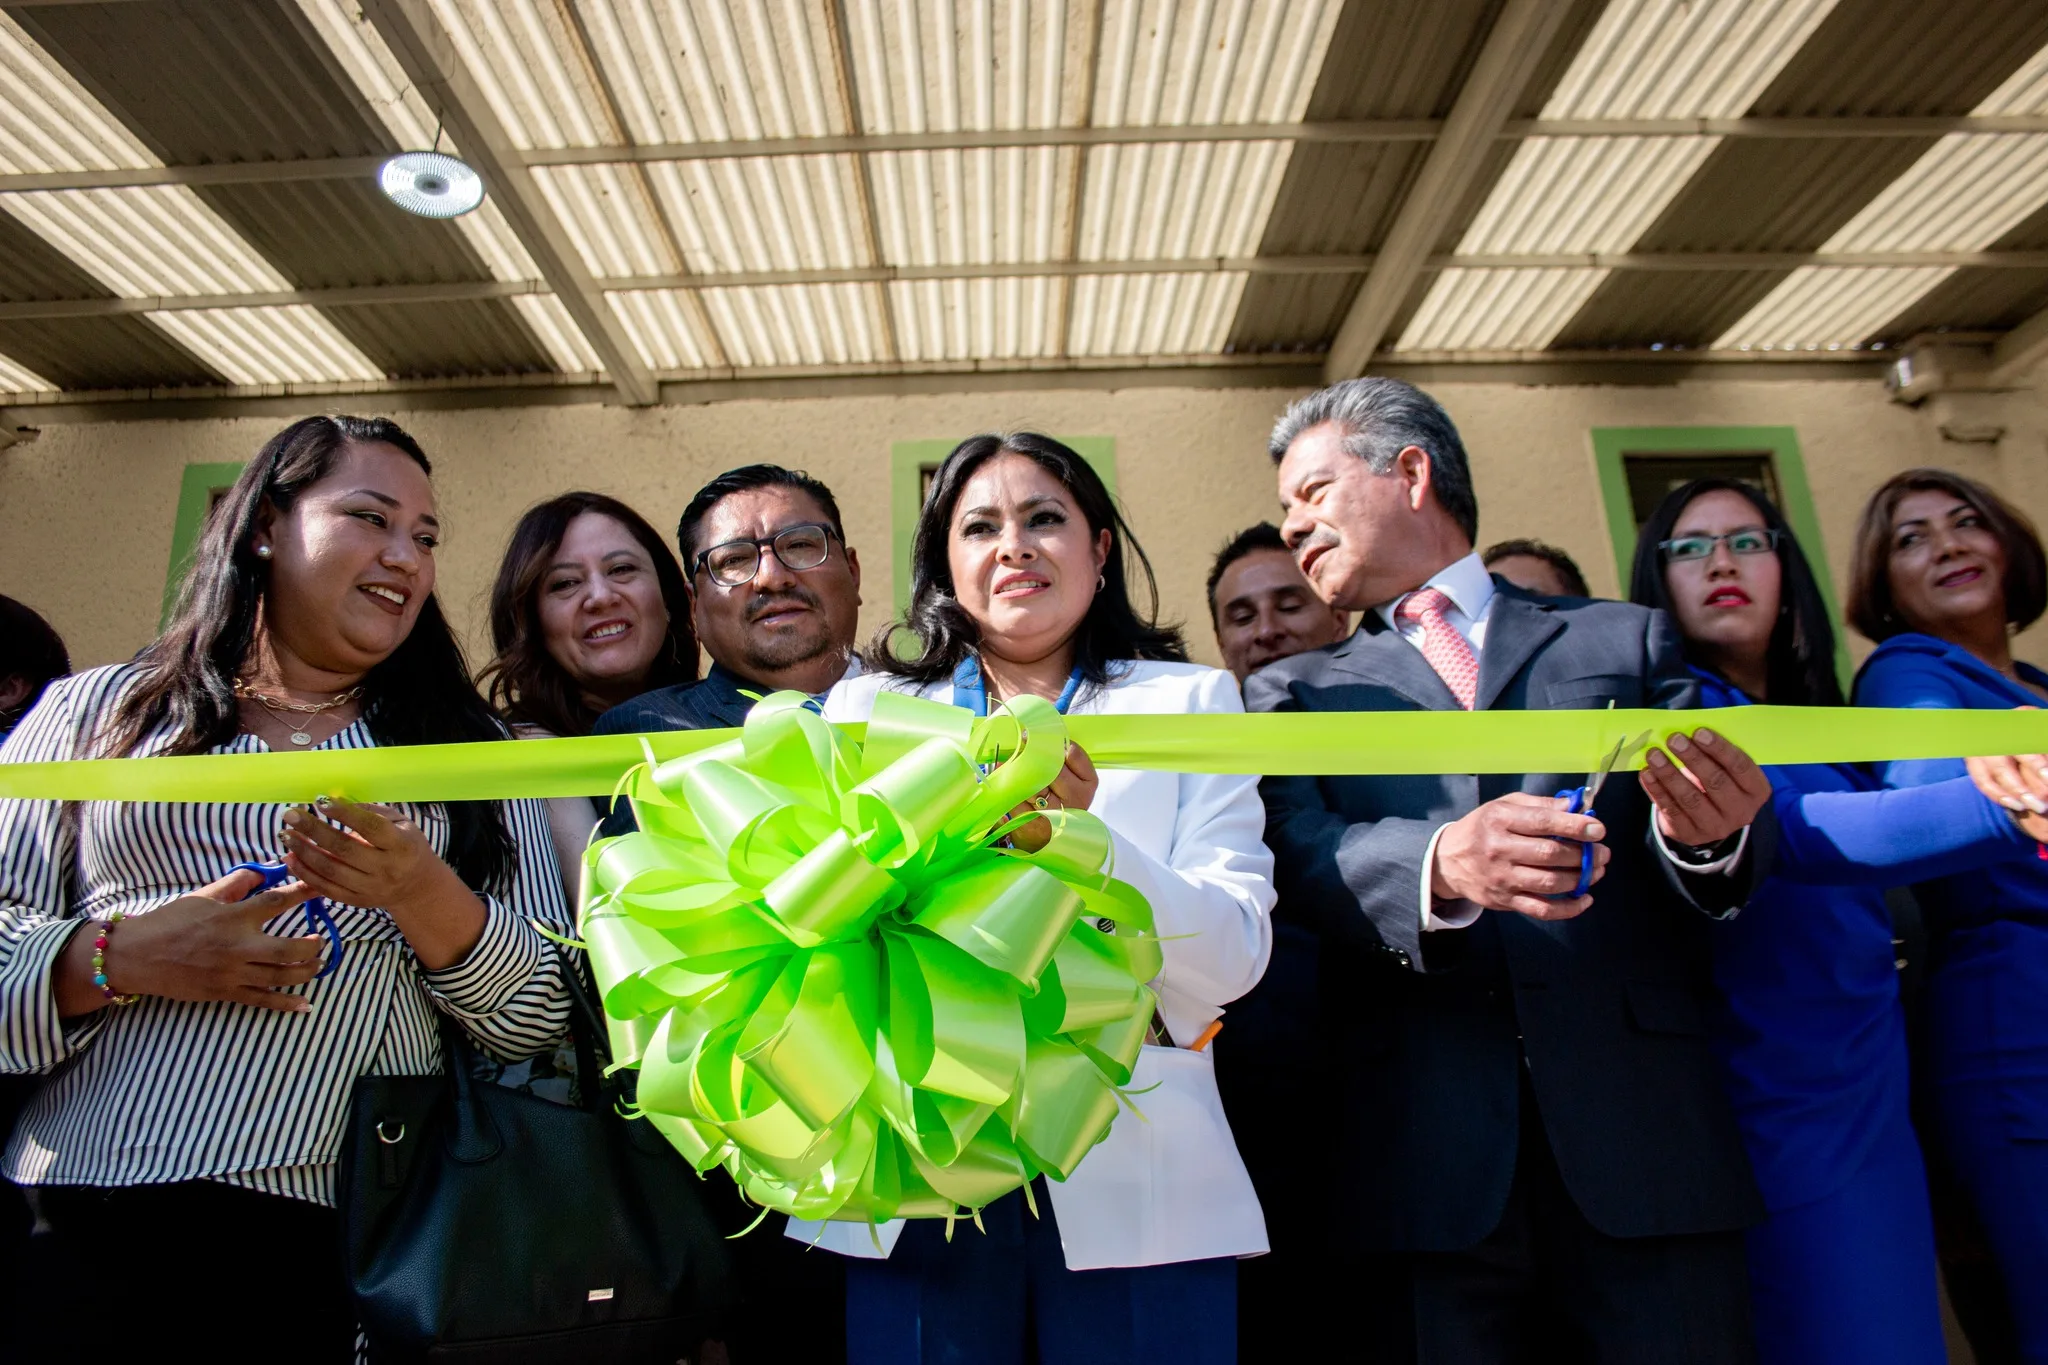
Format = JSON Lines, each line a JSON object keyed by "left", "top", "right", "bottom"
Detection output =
{"left": 6, "top": 251, "right": 2048, "bottom": 318}
{"left": 0, "top": 281, "right": 547, "bottom": 320}
{"left": 1324, "top": 0, "right": 1579, "bottom": 381}
{"left": 356, "top": 0, "right": 658, "bottom": 406}
{"left": 517, "top": 115, "right": 2048, "bottom": 164}
{"left": 0, "top": 157, "right": 389, "bottom": 192}
{"left": 11, "top": 117, "right": 2048, "bottom": 194}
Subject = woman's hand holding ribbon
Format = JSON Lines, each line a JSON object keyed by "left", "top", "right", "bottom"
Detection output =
{"left": 1638, "top": 729, "right": 1772, "bottom": 848}
{"left": 280, "top": 796, "right": 486, "bottom": 969}
{"left": 1005, "top": 741, "right": 1100, "bottom": 853}
{"left": 54, "top": 867, "right": 323, "bottom": 1017}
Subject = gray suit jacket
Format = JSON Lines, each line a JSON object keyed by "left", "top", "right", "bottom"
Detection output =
{"left": 1245, "top": 580, "right": 1768, "bottom": 1251}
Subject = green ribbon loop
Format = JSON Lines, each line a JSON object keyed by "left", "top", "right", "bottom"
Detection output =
{"left": 582, "top": 690, "right": 1158, "bottom": 1223}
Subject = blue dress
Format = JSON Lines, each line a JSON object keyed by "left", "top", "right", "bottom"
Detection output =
{"left": 1856, "top": 634, "right": 2048, "bottom": 1365}
{"left": 1693, "top": 669, "right": 2035, "bottom": 1365}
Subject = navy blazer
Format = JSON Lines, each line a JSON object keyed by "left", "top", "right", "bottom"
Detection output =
{"left": 1245, "top": 580, "right": 1769, "bottom": 1252}
{"left": 590, "top": 663, "right": 762, "bottom": 838}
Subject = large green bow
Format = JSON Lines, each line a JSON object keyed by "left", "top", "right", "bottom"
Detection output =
{"left": 581, "top": 690, "right": 1161, "bottom": 1224}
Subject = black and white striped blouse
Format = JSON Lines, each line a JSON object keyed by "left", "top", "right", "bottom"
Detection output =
{"left": 0, "top": 664, "right": 573, "bottom": 1205}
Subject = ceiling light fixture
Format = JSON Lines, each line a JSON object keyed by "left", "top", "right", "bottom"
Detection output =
{"left": 379, "top": 151, "right": 484, "bottom": 219}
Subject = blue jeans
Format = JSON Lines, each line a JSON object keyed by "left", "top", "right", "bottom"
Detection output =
{"left": 844, "top": 1181, "right": 1237, "bottom": 1365}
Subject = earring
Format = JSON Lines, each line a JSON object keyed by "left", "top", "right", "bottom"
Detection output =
{"left": 253, "top": 544, "right": 272, "bottom": 559}
{"left": 1095, "top": 574, "right": 1106, "bottom": 594}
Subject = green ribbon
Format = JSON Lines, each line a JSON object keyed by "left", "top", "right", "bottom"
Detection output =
{"left": 9, "top": 700, "right": 2048, "bottom": 1219}
{"left": 582, "top": 690, "right": 1162, "bottom": 1224}
{"left": 4, "top": 707, "right": 2047, "bottom": 803}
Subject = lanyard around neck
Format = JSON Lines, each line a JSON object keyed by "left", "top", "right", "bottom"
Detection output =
{"left": 950, "top": 655, "right": 1084, "bottom": 718}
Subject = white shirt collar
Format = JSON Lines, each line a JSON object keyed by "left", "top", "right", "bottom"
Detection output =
{"left": 1375, "top": 551, "right": 1495, "bottom": 631}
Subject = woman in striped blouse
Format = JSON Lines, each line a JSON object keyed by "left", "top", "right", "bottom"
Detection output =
{"left": 0, "top": 415, "right": 572, "bottom": 1360}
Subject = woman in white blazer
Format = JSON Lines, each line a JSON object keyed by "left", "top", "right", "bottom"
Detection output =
{"left": 794, "top": 433, "right": 1276, "bottom": 1365}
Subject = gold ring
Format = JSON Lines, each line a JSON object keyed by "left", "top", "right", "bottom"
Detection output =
{"left": 1034, "top": 795, "right": 1051, "bottom": 810}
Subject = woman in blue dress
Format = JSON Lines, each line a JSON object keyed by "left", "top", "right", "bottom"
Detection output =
{"left": 1847, "top": 468, "right": 2048, "bottom": 1364}
{"left": 1629, "top": 477, "right": 2044, "bottom": 1365}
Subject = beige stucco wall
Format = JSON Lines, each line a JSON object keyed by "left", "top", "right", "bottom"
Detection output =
{"left": 4, "top": 373, "right": 2045, "bottom": 678}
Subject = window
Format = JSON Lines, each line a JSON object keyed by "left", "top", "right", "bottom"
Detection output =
{"left": 162, "top": 461, "right": 245, "bottom": 626}
{"left": 1622, "top": 451, "right": 1779, "bottom": 531}
{"left": 1590, "top": 425, "right": 1847, "bottom": 685}
{"left": 888, "top": 438, "right": 1117, "bottom": 617}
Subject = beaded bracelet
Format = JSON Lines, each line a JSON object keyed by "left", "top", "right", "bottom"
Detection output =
{"left": 90, "top": 911, "right": 140, "bottom": 1006}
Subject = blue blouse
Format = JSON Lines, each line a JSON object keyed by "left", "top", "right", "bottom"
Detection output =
{"left": 1854, "top": 634, "right": 2048, "bottom": 1132}
{"left": 1854, "top": 632, "right": 2048, "bottom": 935}
{"left": 1694, "top": 669, "right": 2032, "bottom": 1210}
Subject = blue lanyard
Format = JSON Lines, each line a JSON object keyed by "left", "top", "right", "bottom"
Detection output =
{"left": 949, "top": 656, "right": 1084, "bottom": 718}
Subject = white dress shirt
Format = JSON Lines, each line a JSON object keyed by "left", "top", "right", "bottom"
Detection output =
{"left": 788, "top": 660, "right": 1275, "bottom": 1270}
{"left": 1376, "top": 553, "right": 1745, "bottom": 932}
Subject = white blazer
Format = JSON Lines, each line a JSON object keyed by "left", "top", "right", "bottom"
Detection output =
{"left": 787, "top": 659, "right": 1276, "bottom": 1270}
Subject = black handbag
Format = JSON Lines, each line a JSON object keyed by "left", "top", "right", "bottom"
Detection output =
{"left": 339, "top": 950, "right": 733, "bottom": 1362}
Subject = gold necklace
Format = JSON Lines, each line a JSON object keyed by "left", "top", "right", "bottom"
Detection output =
{"left": 234, "top": 680, "right": 363, "bottom": 747}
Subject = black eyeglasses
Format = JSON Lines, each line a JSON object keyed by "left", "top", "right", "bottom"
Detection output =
{"left": 1659, "top": 528, "right": 1781, "bottom": 562}
{"left": 691, "top": 522, "right": 840, "bottom": 587}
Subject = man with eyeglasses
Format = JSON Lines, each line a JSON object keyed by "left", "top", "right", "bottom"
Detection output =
{"left": 593, "top": 463, "right": 863, "bottom": 758}
{"left": 590, "top": 462, "right": 860, "bottom": 1364}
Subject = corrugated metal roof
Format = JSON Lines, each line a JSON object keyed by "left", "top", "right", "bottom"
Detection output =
{"left": 0, "top": 209, "right": 218, "bottom": 390}
{"left": 1718, "top": 43, "right": 2048, "bottom": 348}
{"left": 1069, "top": 269, "right": 1246, "bottom": 356}
{"left": 0, "top": 314, "right": 218, "bottom": 392}
{"left": 292, "top": 0, "right": 600, "bottom": 373}
{"left": 2, "top": 0, "right": 2048, "bottom": 393}
{"left": 889, "top": 275, "right": 1057, "bottom": 359}
{"left": 151, "top": 305, "right": 383, "bottom": 385}
{"left": 1877, "top": 193, "right": 2048, "bottom": 335}
{"left": 1881, "top": 266, "right": 2048, "bottom": 337}
{"left": 1397, "top": 0, "right": 1838, "bottom": 353}
{"left": 699, "top": 282, "right": 885, "bottom": 365}
{"left": 0, "top": 10, "right": 379, "bottom": 385}
{"left": 7, "top": 0, "right": 535, "bottom": 388}
{"left": 0, "top": 348, "right": 50, "bottom": 394}
{"left": 1548, "top": 0, "right": 2048, "bottom": 347}
{"left": 420, "top": 0, "right": 1335, "bottom": 367}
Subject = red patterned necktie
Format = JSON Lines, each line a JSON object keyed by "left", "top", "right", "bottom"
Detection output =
{"left": 1395, "top": 587, "right": 1479, "bottom": 710}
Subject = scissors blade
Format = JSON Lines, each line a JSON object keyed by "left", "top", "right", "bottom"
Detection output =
{"left": 1582, "top": 737, "right": 1626, "bottom": 806}
{"left": 1585, "top": 730, "right": 1652, "bottom": 807}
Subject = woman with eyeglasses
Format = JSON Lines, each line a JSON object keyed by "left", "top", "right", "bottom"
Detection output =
{"left": 1848, "top": 469, "right": 2048, "bottom": 1363}
{"left": 1630, "top": 478, "right": 2046, "bottom": 1365}
{"left": 796, "top": 433, "right": 1274, "bottom": 1365}
{"left": 0, "top": 416, "right": 572, "bottom": 1359}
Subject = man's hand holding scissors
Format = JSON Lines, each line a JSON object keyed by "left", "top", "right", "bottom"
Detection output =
{"left": 1432, "top": 731, "right": 1646, "bottom": 922}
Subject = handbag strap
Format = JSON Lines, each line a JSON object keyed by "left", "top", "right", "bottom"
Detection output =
{"left": 430, "top": 943, "right": 614, "bottom": 1131}
{"left": 552, "top": 943, "right": 612, "bottom": 1115}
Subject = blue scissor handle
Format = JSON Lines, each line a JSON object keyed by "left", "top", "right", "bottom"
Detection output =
{"left": 232, "top": 860, "right": 343, "bottom": 980}
{"left": 1551, "top": 786, "right": 1596, "bottom": 899}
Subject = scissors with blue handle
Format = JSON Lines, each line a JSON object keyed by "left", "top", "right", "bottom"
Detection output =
{"left": 231, "top": 860, "right": 344, "bottom": 980}
{"left": 1552, "top": 729, "right": 1651, "bottom": 899}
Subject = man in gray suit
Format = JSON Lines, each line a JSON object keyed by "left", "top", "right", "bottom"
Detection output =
{"left": 1247, "top": 378, "right": 1774, "bottom": 1363}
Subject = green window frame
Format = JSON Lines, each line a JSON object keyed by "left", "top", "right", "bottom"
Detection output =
{"left": 888, "top": 438, "right": 1117, "bottom": 617}
{"left": 162, "top": 461, "right": 246, "bottom": 627}
{"left": 1590, "top": 425, "right": 1848, "bottom": 686}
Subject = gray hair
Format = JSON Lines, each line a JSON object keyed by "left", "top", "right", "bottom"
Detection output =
{"left": 1267, "top": 377, "right": 1479, "bottom": 542}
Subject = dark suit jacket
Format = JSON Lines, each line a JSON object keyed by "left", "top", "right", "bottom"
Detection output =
{"left": 590, "top": 663, "right": 762, "bottom": 837}
{"left": 1244, "top": 580, "right": 1769, "bottom": 1253}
